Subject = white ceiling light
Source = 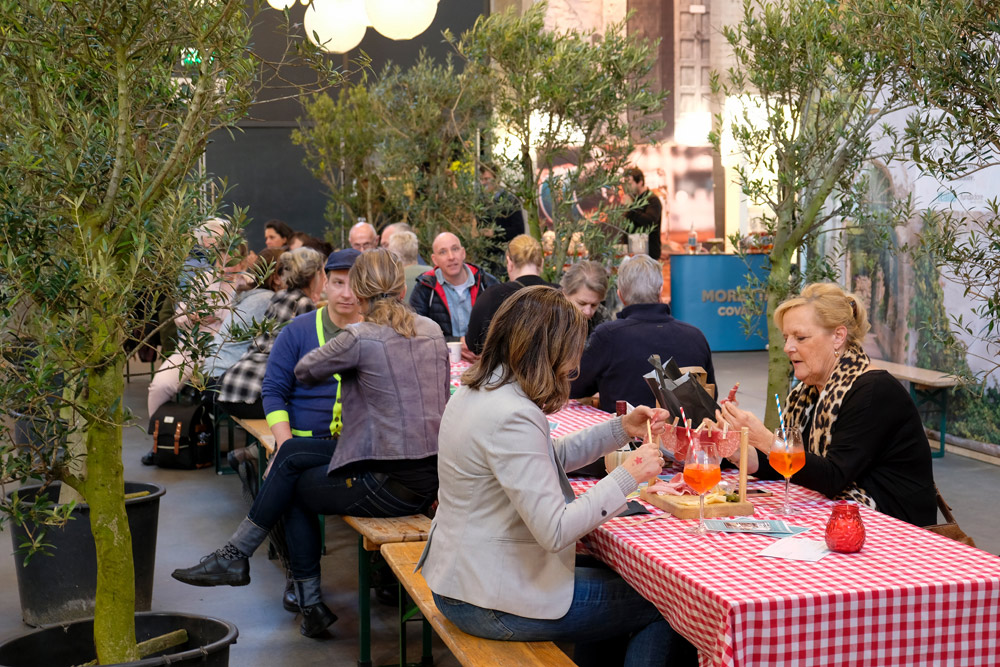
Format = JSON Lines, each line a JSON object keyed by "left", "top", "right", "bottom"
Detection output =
{"left": 303, "top": 0, "right": 369, "bottom": 53}
{"left": 266, "top": 0, "right": 296, "bottom": 10}
{"left": 365, "top": 0, "right": 438, "bottom": 40}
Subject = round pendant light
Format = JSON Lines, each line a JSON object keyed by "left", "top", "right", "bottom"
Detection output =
{"left": 304, "top": 0, "right": 369, "bottom": 53}
{"left": 365, "top": 0, "right": 438, "bottom": 41}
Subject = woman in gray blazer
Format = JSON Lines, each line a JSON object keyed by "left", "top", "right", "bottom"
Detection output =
{"left": 419, "top": 286, "right": 695, "bottom": 666}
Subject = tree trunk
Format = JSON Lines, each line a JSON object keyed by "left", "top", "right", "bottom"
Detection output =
{"left": 521, "top": 145, "right": 541, "bottom": 239}
{"left": 85, "top": 355, "right": 139, "bottom": 664}
{"left": 764, "top": 249, "right": 792, "bottom": 431}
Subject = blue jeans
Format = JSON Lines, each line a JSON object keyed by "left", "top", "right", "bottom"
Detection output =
{"left": 433, "top": 562, "right": 695, "bottom": 667}
{"left": 245, "top": 437, "right": 430, "bottom": 579}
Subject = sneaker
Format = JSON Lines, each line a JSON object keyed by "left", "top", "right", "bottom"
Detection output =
{"left": 141, "top": 451, "right": 156, "bottom": 466}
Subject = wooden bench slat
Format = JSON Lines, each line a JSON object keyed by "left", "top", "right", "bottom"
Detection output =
{"left": 342, "top": 514, "right": 432, "bottom": 551}
{"left": 870, "top": 359, "right": 961, "bottom": 389}
{"left": 231, "top": 417, "right": 275, "bottom": 457}
{"left": 381, "top": 541, "right": 577, "bottom": 667}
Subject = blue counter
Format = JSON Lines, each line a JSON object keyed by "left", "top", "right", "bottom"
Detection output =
{"left": 669, "top": 254, "right": 769, "bottom": 352}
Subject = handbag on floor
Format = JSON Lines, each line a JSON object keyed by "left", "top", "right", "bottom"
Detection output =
{"left": 924, "top": 486, "right": 976, "bottom": 548}
{"left": 147, "top": 401, "right": 213, "bottom": 469}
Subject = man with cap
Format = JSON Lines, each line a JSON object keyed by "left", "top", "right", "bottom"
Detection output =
{"left": 261, "top": 248, "right": 363, "bottom": 450}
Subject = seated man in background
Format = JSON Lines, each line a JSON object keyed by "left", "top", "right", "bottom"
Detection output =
{"left": 386, "top": 229, "right": 431, "bottom": 299}
{"left": 570, "top": 254, "right": 715, "bottom": 413}
{"left": 409, "top": 231, "right": 498, "bottom": 359}
{"left": 379, "top": 221, "right": 412, "bottom": 249}
{"left": 348, "top": 220, "right": 379, "bottom": 252}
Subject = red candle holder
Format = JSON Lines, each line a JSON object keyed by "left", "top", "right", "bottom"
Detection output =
{"left": 825, "top": 502, "right": 866, "bottom": 553}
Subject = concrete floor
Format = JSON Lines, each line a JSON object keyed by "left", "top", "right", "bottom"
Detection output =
{"left": 1, "top": 351, "right": 996, "bottom": 665}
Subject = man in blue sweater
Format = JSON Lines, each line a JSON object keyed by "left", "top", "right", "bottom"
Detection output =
{"left": 261, "top": 248, "right": 362, "bottom": 449}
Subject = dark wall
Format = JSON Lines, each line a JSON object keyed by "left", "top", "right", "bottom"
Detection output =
{"left": 207, "top": 0, "right": 488, "bottom": 250}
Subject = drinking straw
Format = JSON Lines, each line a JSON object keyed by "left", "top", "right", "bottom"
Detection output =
{"left": 775, "top": 393, "right": 787, "bottom": 441}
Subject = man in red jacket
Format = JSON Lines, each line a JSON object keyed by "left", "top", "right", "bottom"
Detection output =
{"left": 408, "top": 232, "right": 498, "bottom": 360}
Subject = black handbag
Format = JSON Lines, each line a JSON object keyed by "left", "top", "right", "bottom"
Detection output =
{"left": 147, "top": 401, "right": 213, "bottom": 469}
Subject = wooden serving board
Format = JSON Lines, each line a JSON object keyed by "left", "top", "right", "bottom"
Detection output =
{"left": 640, "top": 487, "right": 754, "bottom": 519}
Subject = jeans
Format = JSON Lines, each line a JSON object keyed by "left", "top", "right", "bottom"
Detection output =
{"left": 245, "top": 437, "right": 430, "bottom": 580}
{"left": 433, "top": 562, "right": 696, "bottom": 667}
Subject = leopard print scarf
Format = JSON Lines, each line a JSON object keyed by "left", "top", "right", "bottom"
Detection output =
{"left": 784, "top": 341, "right": 876, "bottom": 509}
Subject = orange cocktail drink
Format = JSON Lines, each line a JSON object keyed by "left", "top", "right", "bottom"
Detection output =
{"left": 683, "top": 463, "right": 721, "bottom": 495}
{"left": 768, "top": 450, "right": 805, "bottom": 478}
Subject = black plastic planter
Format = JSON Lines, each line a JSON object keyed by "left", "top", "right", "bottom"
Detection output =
{"left": 7, "top": 481, "right": 166, "bottom": 626}
{"left": 0, "top": 611, "right": 238, "bottom": 666}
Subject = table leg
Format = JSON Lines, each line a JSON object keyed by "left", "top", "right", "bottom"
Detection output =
{"left": 358, "top": 537, "right": 372, "bottom": 667}
{"left": 935, "top": 390, "right": 948, "bottom": 458}
{"left": 911, "top": 385, "right": 947, "bottom": 459}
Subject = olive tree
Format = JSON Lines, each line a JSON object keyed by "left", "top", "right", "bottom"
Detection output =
{"left": 887, "top": 0, "right": 1000, "bottom": 386}
{"left": 709, "top": 0, "right": 914, "bottom": 427}
{"left": 450, "top": 1, "right": 665, "bottom": 275}
{"left": 0, "top": 0, "right": 335, "bottom": 662}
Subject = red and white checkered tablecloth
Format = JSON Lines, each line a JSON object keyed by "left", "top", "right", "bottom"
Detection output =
{"left": 571, "top": 476, "right": 1000, "bottom": 667}
{"left": 450, "top": 361, "right": 614, "bottom": 438}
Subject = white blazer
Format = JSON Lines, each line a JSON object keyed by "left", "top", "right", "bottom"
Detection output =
{"left": 418, "top": 374, "right": 636, "bottom": 619}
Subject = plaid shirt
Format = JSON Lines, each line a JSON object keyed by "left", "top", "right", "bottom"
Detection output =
{"left": 217, "top": 289, "right": 313, "bottom": 404}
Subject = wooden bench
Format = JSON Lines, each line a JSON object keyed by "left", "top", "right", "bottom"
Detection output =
{"left": 870, "top": 359, "right": 961, "bottom": 458}
{"left": 342, "top": 515, "right": 433, "bottom": 667}
{"left": 381, "top": 541, "right": 577, "bottom": 667}
{"left": 230, "top": 416, "right": 275, "bottom": 458}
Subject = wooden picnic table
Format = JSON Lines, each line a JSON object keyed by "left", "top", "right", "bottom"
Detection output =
{"left": 870, "top": 359, "right": 961, "bottom": 457}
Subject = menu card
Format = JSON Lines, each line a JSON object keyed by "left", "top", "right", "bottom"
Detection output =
{"left": 704, "top": 518, "right": 811, "bottom": 539}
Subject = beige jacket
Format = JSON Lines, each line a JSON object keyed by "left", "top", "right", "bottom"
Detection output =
{"left": 418, "top": 374, "right": 636, "bottom": 619}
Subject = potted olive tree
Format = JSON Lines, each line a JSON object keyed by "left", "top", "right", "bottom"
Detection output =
{"left": 0, "top": 0, "right": 335, "bottom": 663}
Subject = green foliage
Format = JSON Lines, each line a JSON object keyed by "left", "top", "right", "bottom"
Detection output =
{"left": 948, "top": 385, "right": 1000, "bottom": 445}
{"left": 293, "top": 86, "right": 387, "bottom": 245}
{"left": 296, "top": 52, "right": 494, "bottom": 258}
{"left": 0, "top": 0, "right": 340, "bottom": 660}
{"left": 888, "top": 1, "right": 1000, "bottom": 387}
{"left": 450, "top": 2, "right": 665, "bottom": 275}
{"left": 711, "top": 0, "right": 914, "bottom": 427}
{"left": 296, "top": 2, "right": 664, "bottom": 277}
{"left": 908, "top": 211, "right": 970, "bottom": 374}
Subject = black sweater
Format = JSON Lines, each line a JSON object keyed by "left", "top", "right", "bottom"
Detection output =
{"left": 756, "top": 370, "right": 936, "bottom": 526}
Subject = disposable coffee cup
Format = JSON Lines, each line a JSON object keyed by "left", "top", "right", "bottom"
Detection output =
{"left": 447, "top": 342, "right": 462, "bottom": 363}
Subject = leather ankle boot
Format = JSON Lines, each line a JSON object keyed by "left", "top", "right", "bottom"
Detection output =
{"left": 299, "top": 602, "right": 338, "bottom": 638}
{"left": 282, "top": 576, "right": 298, "bottom": 612}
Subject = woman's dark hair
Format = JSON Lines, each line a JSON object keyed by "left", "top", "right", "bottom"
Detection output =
{"left": 290, "top": 231, "right": 333, "bottom": 257}
{"left": 463, "top": 286, "right": 587, "bottom": 414}
{"left": 349, "top": 248, "right": 416, "bottom": 338}
{"left": 265, "top": 219, "right": 295, "bottom": 243}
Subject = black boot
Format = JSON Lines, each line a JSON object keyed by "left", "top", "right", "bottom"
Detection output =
{"left": 299, "top": 602, "right": 338, "bottom": 638}
{"left": 294, "top": 577, "right": 337, "bottom": 637}
{"left": 171, "top": 551, "right": 250, "bottom": 587}
{"left": 282, "top": 576, "right": 298, "bottom": 612}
